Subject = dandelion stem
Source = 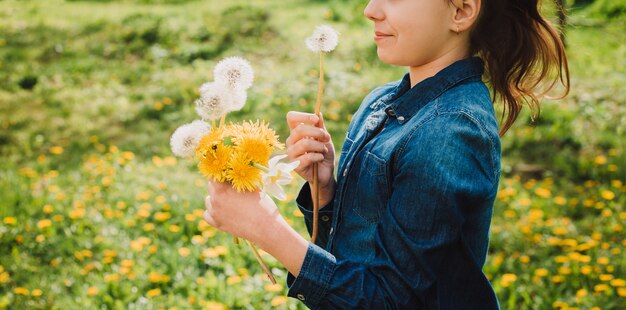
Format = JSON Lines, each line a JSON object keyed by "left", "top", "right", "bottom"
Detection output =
{"left": 246, "top": 240, "right": 276, "bottom": 284}
{"left": 212, "top": 120, "right": 217, "bottom": 129}
{"left": 251, "top": 162, "right": 270, "bottom": 173}
{"left": 219, "top": 114, "right": 226, "bottom": 128}
{"left": 311, "top": 52, "right": 325, "bottom": 244}
{"left": 233, "top": 236, "right": 240, "bottom": 245}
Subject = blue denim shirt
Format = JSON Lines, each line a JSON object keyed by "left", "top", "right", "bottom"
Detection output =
{"left": 287, "top": 57, "right": 501, "bottom": 309}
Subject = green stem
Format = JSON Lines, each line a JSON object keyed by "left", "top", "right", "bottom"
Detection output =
{"left": 251, "top": 162, "right": 269, "bottom": 173}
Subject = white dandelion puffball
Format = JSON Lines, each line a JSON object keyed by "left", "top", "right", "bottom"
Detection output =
{"left": 305, "top": 25, "right": 339, "bottom": 53}
{"left": 213, "top": 56, "right": 254, "bottom": 90}
{"left": 196, "top": 82, "right": 230, "bottom": 120}
{"left": 170, "top": 120, "right": 211, "bottom": 158}
{"left": 225, "top": 88, "right": 247, "bottom": 113}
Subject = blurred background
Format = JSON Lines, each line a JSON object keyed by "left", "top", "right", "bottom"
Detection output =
{"left": 0, "top": 0, "right": 624, "bottom": 309}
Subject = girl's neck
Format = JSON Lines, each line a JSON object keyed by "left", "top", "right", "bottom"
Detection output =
{"left": 409, "top": 45, "right": 471, "bottom": 88}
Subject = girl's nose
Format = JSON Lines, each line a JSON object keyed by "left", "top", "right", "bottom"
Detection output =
{"left": 364, "top": 0, "right": 384, "bottom": 22}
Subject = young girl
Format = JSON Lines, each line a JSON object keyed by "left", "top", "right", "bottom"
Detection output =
{"left": 202, "top": 0, "right": 569, "bottom": 308}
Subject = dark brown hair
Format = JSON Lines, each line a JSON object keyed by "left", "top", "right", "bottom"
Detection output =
{"left": 469, "top": 0, "right": 570, "bottom": 136}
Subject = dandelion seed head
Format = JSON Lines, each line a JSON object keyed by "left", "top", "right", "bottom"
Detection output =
{"left": 226, "top": 88, "right": 247, "bottom": 113}
{"left": 196, "top": 82, "right": 229, "bottom": 120}
{"left": 306, "top": 25, "right": 339, "bottom": 53}
{"left": 170, "top": 121, "right": 210, "bottom": 158}
{"left": 214, "top": 57, "right": 254, "bottom": 90}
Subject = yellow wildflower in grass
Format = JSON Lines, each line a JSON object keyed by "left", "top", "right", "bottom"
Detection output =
{"left": 619, "top": 288, "right": 626, "bottom": 297}
{"left": 104, "top": 274, "right": 121, "bottom": 283}
{"left": 146, "top": 288, "right": 161, "bottom": 298}
{"left": 271, "top": 296, "right": 288, "bottom": 307}
{"left": 191, "top": 235, "right": 205, "bottom": 245}
{"left": 500, "top": 274, "right": 517, "bottom": 287}
{"left": 168, "top": 225, "right": 181, "bottom": 233}
{"left": 36, "top": 235, "right": 45, "bottom": 243}
{"left": 576, "top": 289, "right": 587, "bottom": 298}
{"left": 554, "top": 196, "right": 567, "bottom": 205}
{"left": 600, "top": 190, "right": 615, "bottom": 200}
{"left": 611, "top": 279, "right": 626, "bottom": 287}
{"left": 0, "top": 271, "right": 11, "bottom": 284}
{"left": 558, "top": 267, "right": 572, "bottom": 275}
{"left": 599, "top": 274, "right": 613, "bottom": 281}
{"left": 37, "top": 219, "right": 52, "bottom": 229}
{"left": 519, "top": 256, "right": 530, "bottom": 264}
{"left": 580, "top": 266, "right": 593, "bottom": 275}
{"left": 31, "top": 289, "right": 43, "bottom": 297}
{"left": 43, "top": 204, "right": 53, "bottom": 214}
{"left": 86, "top": 286, "right": 99, "bottom": 296}
{"left": 551, "top": 275, "right": 565, "bottom": 283}
{"left": 535, "top": 187, "right": 551, "bottom": 198}
{"left": 230, "top": 120, "right": 281, "bottom": 165}
{"left": 534, "top": 268, "right": 549, "bottom": 277}
{"left": 3, "top": 217, "right": 16, "bottom": 225}
{"left": 143, "top": 223, "right": 155, "bottom": 232}
{"left": 518, "top": 197, "right": 532, "bottom": 207}
{"left": 226, "top": 275, "right": 241, "bottom": 285}
{"left": 154, "top": 212, "right": 171, "bottom": 222}
{"left": 264, "top": 283, "right": 283, "bottom": 293}
{"left": 202, "top": 248, "right": 220, "bottom": 258}
{"left": 50, "top": 146, "right": 64, "bottom": 155}
{"left": 553, "top": 227, "right": 568, "bottom": 236}
{"left": 594, "top": 284, "right": 609, "bottom": 293}
{"left": 226, "top": 152, "right": 262, "bottom": 192}
{"left": 178, "top": 247, "right": 191, "bottom": 257}
{"left": 598, "top": 257, "right": 609, "bottom": 265}
{"left": 14, "top": 287, "right": 29, "bottom": 295}
{"left": 205, "top": 301, "right": 228, "bottom": 310}
{"left": 594, "top": 155, "right": 607, "bottom": 165}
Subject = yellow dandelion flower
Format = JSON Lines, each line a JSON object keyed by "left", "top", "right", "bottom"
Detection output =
{"left": 535, "top": 187, "right": 551, "bottom": 198}
{"left": 214, "top": 245, "right": 228, "bottom": 256}
{"left": 226, "top": 275, "right": 241, "bottom": 285}
{"left": 576, "top": 289, "right": 587, "bottom": 298}
{"left": 168, "top": 225, "right": 180, "bottom": 233}
{"left": 598, "top": 257, "right": 609, "bottom": 265}
{"left": 3, "top": 216, "right": 16, "bottom": 225}
{"left": 178, "top": 247, "right": 190, "bottom": 257}
{"left": 500, "top": 273, "right": 517, "bottom": 287}
{"left": 619, "top": 288, "right": 626, "bottom": 297}
{"left": 104, "top": 274, "right": 121, "bottom": 283}
{"left": 535, "top": 268, "right": 549, "bottom": 277}
{"left": 205, "top": 301, "right": 227, "bottom": 310}
{"left": 14, "top": 287, "right": 29, "bottom": 295}
{"left": 271, "top": 296, "right": 288, "bottom": 307}
{"left": 551, "top": 275, "right": 564, "bottom": 283}
{"left": 611, "top": 279, "right": 626, "bottom": 287}
{"left": 86, "top": 286, "right": 99, "bottom": 296}
{"left": 202, "top": 248, "right": 219, "bottom": 258}
{"left": 43, "top": 205, "right": 53, "bottom": 214}
{"left": 601, "top": 190, "right": 615, "bottom": 200}
{"left": 154, "top": 212, "right": 171, "bottom": 222}
{"left": 146, "top": 288, "right": 161, "bottom": 298}
{"left": 600, "top": 274, "right": 613, "bottom": 281}
{"left": 31, "top": 289, "right": 43, "bottom": 297}
{"left": 226, "top": 152, "right": 262, "bottom": 192}
{"left": 143, "top": 223, "right": 155, "bottom": 232}
{"left": 594, "top": 155, "right": 607, "bottom": 165}
{"left": 293, "top": 209, "right": 304, "bottom": 218}
{"left": 50, "top": 146, "right": 64, "bottom": 155}
{"left": 580, "top": 266, "right": 593, "bottom": 275}
{"left": 518, "top": 197, "right": 532, "bottom": 207}
{"left": 264, "top": 283, "right": 283, "bottom": 293}
{"left": 37, "top": 219, "right": 52, "bottom": 229}
{"left": 594, "top": 284, "right": 609, "bottom": 292}
{"left": 554, "top": 196, "right": 567, "bottom": 205}
{"left": 197, "top": 131, "right": 232, "bottom": 182}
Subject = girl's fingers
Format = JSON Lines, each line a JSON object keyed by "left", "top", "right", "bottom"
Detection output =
{"left": 295, "top": 153, "right": 325, "bottom": 169}
{"left": 286, "top": 111, "right": 319, "bottom": 130}
{"left": 287, "top": 138, "right": 328, "bottom": 161}
{"left": 285, "top": 123, "right": 330, "bottom": 147}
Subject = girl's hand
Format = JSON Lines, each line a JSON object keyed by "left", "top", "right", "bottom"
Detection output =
{"left": 203, "top": 182, "right": 289, "bottom": 244}
{"left": 285, "top": 111, "right": 336, "bottom": 206}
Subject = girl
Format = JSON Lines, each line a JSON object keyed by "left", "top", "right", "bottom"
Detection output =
{"left": 203, "top": 0, "right": 569, "bottom": 308}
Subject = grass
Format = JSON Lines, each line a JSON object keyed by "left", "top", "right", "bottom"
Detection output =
{"left": 0, "top": 0, "right": 624, "bottom": 309}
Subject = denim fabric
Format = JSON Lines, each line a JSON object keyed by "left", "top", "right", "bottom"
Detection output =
{"left": 287, "top": 57, "right": 501, "bottom": 309}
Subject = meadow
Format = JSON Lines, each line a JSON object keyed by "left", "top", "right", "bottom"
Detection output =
{"left": 0, "top": 0, "right": 624, "bottom": 309}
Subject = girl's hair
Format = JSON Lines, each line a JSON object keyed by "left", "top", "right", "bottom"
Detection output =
{"left": 468, "top": 0, "right": 570, "bottom": 136}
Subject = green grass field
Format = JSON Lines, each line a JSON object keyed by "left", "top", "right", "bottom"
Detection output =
{"left": 0, "top": 0, "right": 624, "bottom": 309}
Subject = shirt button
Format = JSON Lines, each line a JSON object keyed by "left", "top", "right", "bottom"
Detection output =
{"left": 385, "top": 107, "right": 396, "bottom": 117}
{"left": 297, "top": 294, "right": 305, "bottom": 301}
{"left": 397, "top": 116, "right": 405, "bottom": 121}
{"left": 321, "top": 215, "right": 330, "bottom": 222}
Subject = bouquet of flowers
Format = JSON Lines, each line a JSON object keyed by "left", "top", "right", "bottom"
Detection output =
{"left": 170, "top": 57, "right": 299, "bottom": 283}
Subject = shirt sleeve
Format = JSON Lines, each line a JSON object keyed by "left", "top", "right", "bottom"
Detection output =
{"left": 294, "top": 182, "right": 335, "bottom": 249}
{"left": 287, "top": 112, "right": 500, "bottom": 309}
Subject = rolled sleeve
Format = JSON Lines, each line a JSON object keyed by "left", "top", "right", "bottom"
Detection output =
{"left": 287, "top": 242, "right": 337, "bottom": 309}
{"left": 295, "top": 182, "right": 334, "bottom": 248}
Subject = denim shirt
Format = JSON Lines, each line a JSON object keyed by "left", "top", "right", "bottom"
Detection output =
{"left": 287, "top": 57, "right": 501, "bottom": 309}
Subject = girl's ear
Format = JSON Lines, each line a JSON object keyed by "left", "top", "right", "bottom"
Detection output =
{"left": 450, "top": 0, "right": 481, "bottom": 33}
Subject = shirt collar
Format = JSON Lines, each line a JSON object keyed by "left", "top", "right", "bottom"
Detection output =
{"left": 384, "top": 57, "right": 485, "bottom": 124}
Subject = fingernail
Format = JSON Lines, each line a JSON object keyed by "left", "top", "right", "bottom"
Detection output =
{"left": 310, "top": 115, "right": 318, "bottom": 122}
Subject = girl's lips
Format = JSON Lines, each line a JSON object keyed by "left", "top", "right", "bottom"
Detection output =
{"left": 374, "top": 31, "right": 393, "bottom": 42}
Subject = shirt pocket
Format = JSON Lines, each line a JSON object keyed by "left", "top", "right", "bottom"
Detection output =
{"left": 353, "top": 150, "right": 389, "bottom": 223}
